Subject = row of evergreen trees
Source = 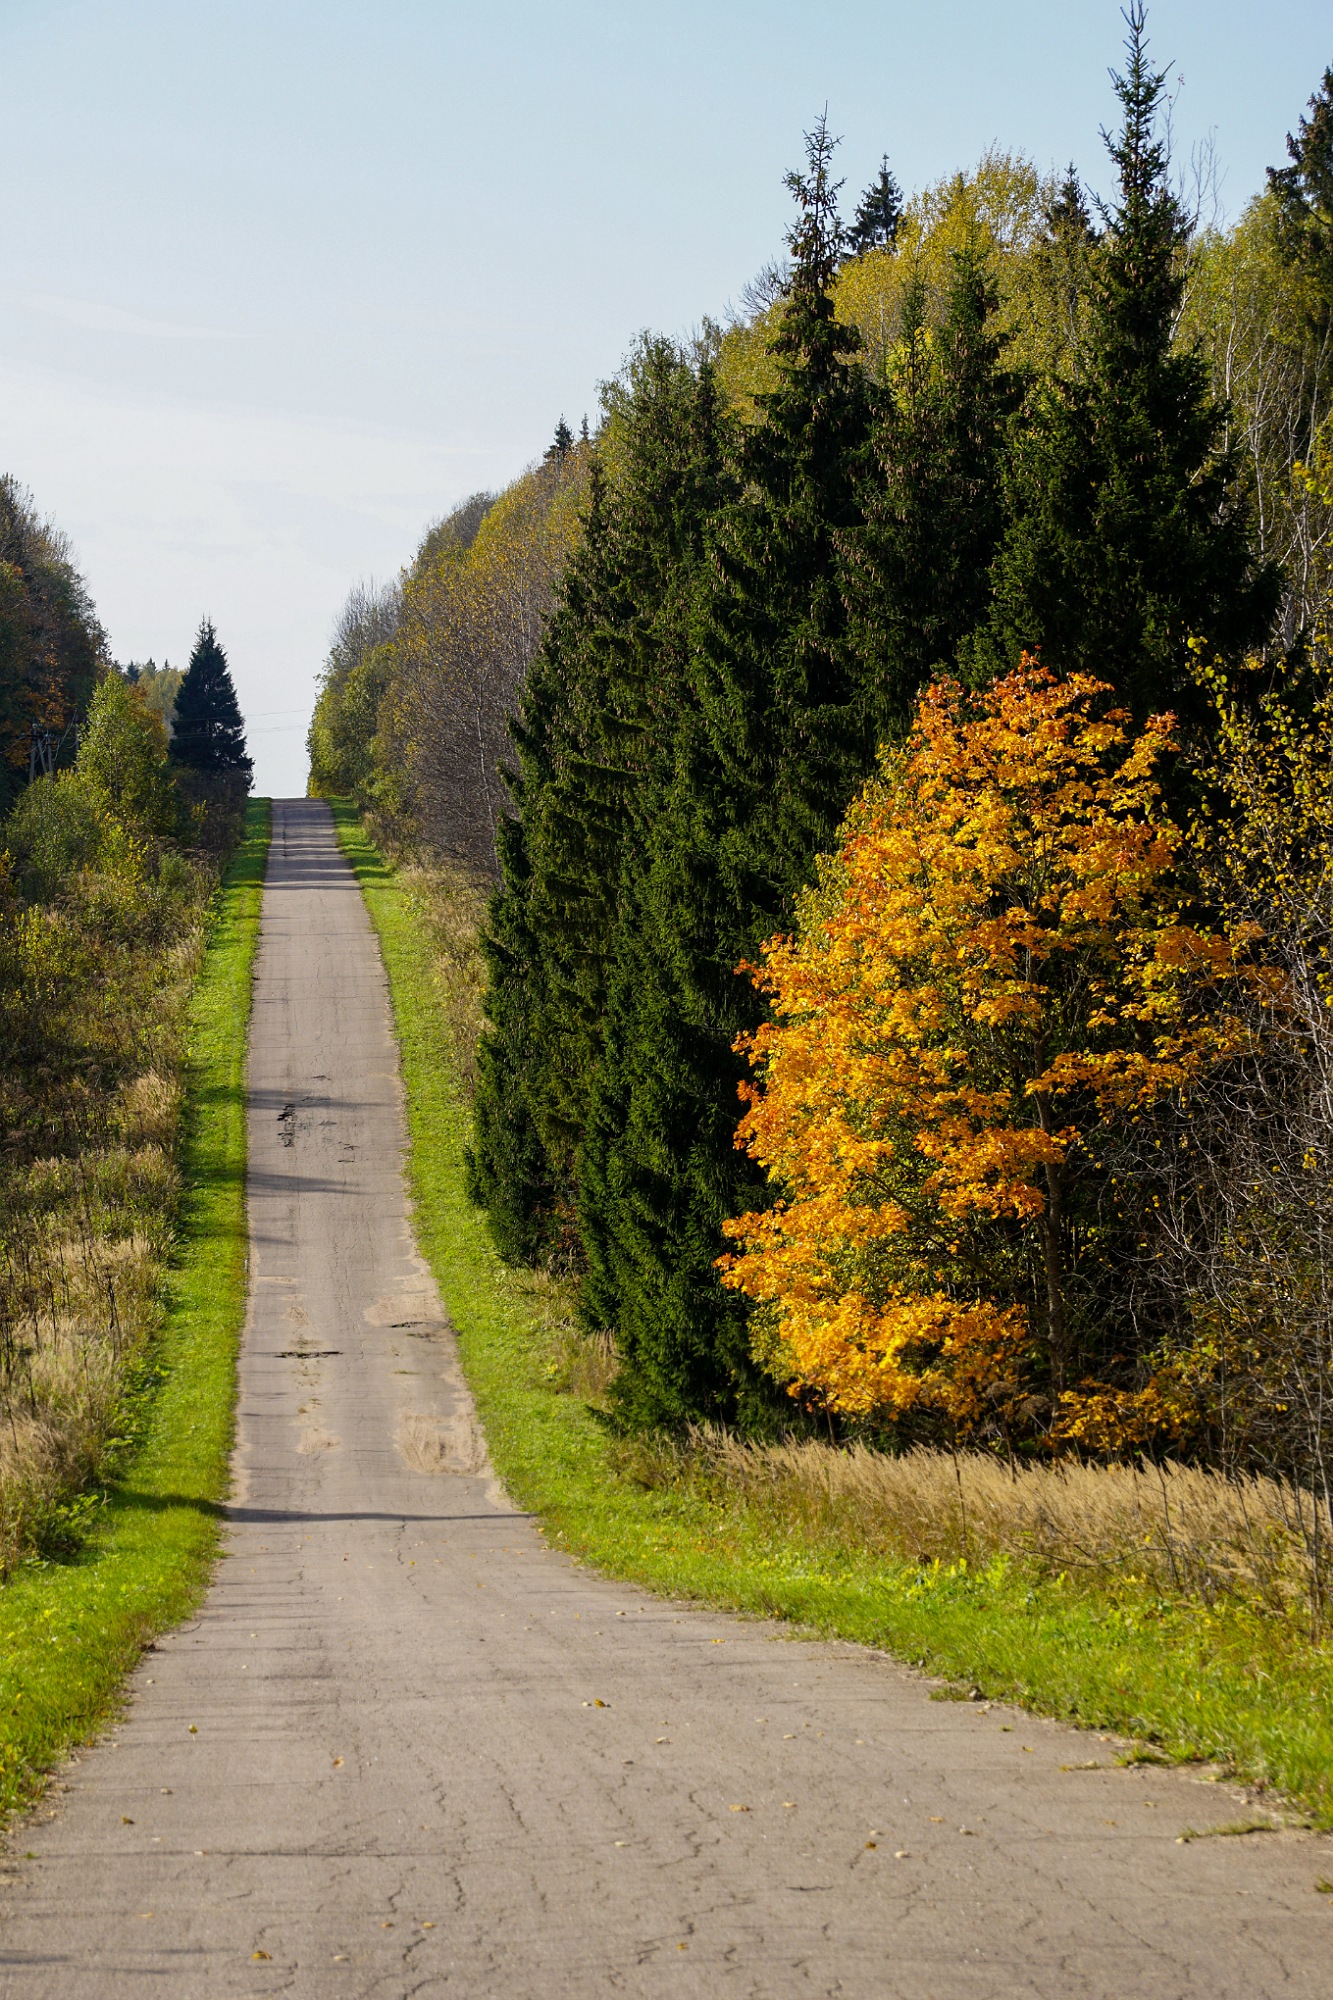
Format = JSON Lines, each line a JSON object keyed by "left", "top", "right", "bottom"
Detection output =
{"left": 467, "top": 14, "right": 1327, "bottom": 1429}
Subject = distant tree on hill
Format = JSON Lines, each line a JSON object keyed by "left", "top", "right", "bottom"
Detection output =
{"left": 845, "top": 155, "right": 903, "bottom": 258}
{"left": 546, "top": 417, "right": 575, "bottom": 461}
{"left": 171, "top": 619, "right": 252, "bottom": 779}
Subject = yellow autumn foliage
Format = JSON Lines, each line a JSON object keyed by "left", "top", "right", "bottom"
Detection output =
{"left": 720, "top": 666, "right": 1247, "bottom": 1437}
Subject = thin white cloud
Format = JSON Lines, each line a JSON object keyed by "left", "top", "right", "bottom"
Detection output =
{"left": 18, "top": 292, "right": 245, "bottom": 341}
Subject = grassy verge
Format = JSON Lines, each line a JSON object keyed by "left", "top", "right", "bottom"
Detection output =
{"left": 0, "top": 799, "right": 269, "bottom": 1821}
{"left": 332, "top": 800, "right": 1333, "bottom": 1827}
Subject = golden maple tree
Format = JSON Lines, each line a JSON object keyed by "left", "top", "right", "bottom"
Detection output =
{"left": 720, "top": 665, "right": 1244, "bottom": 1441}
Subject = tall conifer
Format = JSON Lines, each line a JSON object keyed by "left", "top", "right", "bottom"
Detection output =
{"left": 469, "top": 345, "right": 734, "bottom": 1268}
{"left": 845, "top": 155, "right": 903, "bottom": 258}
{"left": 172, "top": 619, "right": 252, "bottom": 777}
{"left": 972, "top": 4, "right": 1276, "bottom": 723}
{"left": 844, "top": 246, "right": 1016, "bottom": 738}
{"left": 580, "top": 121, "right": 875, "bottom": 1425}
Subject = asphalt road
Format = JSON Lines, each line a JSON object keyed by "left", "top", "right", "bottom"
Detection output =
{"left": 2, "top": 797, "right": 1331, "bottom": 1998}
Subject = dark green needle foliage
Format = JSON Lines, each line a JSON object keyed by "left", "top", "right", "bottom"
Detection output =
{"left": 581, "top": 118, "right": 876, "bottom": 1427}
{"left": 971, "top": 3, "right": 1276, "bottom": 728}
{"left": 844, "top": 246, "right": 1017, "bottom": 740}
{"left": 845, "top": 154, "right": 904, "bottom": 259}
{"left": 468, "top": 462, "right": 623, "bottom": 1266}
{"left": 171, "top": 618, "right": 252, "bottom": 779}
{"left": 468, "top": 342, "right": 735, "bottom": 1269}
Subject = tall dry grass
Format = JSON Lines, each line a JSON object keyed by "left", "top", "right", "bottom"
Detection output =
{"left": 618, "top": 1428, "right": 1333, "bottom": 1626}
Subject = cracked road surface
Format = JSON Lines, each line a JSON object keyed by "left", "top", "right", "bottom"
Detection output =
{"left": 3, "top": 797, "right": 1331, "bottom": 1998}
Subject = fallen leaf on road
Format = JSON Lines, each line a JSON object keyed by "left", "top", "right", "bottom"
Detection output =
{"left": 865, "top": 1841, "right": 878, "bottom": 1850}
{"left": 332, "top": 1757, "right": 344, "bottom": 1767}
{"left": 121, "top": 1816, "right": 134, "bottom": 1825}
{"left": 894, "top": 1850, "right": 909, "bottom": 1859}
{"left": 729, "top": 1804, "right": 750, "bottom": 1813}
{"left": 782, "top": 1802, "right": 795, "bottom": 1809}
{"left": 252, "top": 1950, "right": 271, "bottom": 1960}
{"left": 188, "top": 1725, "right": 198, "bottom": 1734}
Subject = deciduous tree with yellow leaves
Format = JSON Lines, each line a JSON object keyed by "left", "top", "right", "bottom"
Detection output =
{"left": 720, "top": 666, "right": 1245, "bottom": 1446}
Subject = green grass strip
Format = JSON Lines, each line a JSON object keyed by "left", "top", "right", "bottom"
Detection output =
{"left": 332, "top": 800, "right": 1333, "bottom": 1827}
{"left": 0, "top": 799, "right": 270, "bottom": 1821}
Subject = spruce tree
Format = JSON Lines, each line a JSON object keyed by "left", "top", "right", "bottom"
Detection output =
{"left": 468, "top": 344, "right": 734, "bottom": 1269}
{"left": 844, "top": 245, "right": 1017, "bottom": 738}
{"left": 580, "top": 120, "right": 875, "bottom": 1426}
{"left": 466, "top": 467, "right": 616, "bottom": 1264}
{"left": 972, "top": 4, "right": 1276, "bottom": 725}
{"left": 696, "top": 116, "right": 873, "bottom": 891}
{"left": 467, "top": 785, "right": 567, "bottom": 1266}
{"left": 845, "top": 155, "right": 903, "bottom": 258}
{"left": 171, "top": 618, "right": 252, "bottom": 777}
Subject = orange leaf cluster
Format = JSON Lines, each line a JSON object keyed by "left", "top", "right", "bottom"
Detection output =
{"left": 720, "top": 665, "right": 1243, "bottom": 1429}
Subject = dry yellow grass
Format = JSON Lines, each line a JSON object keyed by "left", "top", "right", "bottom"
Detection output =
{"left": 622, "top": 1429, "right": 1333, "bottom": 1621}
{"left": 0, "top": 1288, "right": 129, "bottom": 1570}
{"left": 118, "top": 1071, "right": 182, "bottom": 1151}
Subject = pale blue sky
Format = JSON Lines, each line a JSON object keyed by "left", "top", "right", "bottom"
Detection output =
{"left": 1, "top": 0, "right": 1327, "bottom": 793}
